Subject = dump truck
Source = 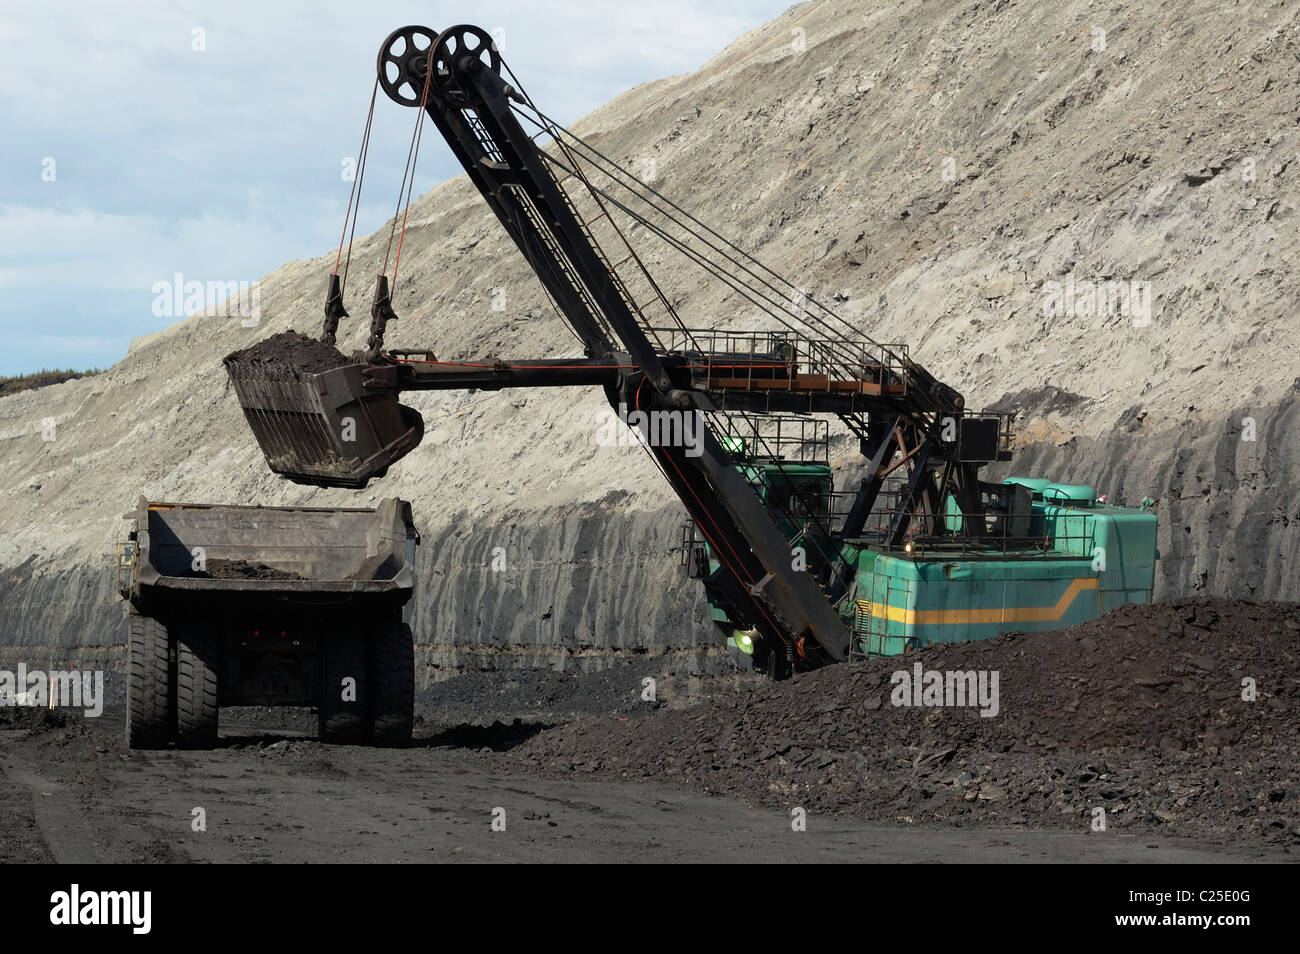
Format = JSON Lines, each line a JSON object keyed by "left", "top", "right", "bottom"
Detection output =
{"left": 225, "top": 22, "right": 1157, "bottom": 679}
{"left": 117, "top": 497, "right": 419, "bottom": 748}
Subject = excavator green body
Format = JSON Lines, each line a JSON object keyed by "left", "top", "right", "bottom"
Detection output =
{"left": 699, "top": 462, "right": 1158, "bottom": 658}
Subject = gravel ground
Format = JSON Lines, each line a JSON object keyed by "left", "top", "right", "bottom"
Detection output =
{"left": 1, "top": 597, "right": 1295, "bottom": 862}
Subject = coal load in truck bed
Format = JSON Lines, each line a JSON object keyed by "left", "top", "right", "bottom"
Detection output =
{"left": 189, "top": 555, "right": 399, "bottom": 582}
{"left": 201, "top": 559, "right": 306, "bottom": 581}
{"left": 224, "top": 331, "right": 351, "bottom": 375}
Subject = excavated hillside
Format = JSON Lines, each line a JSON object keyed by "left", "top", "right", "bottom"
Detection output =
{"left": 2, "top": 0, "right": 1298, "bottom": 673}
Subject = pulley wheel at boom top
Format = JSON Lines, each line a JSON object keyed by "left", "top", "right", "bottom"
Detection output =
{"left": 428, "top": 25, "right": 502, "bottom": 105}
{"left": 376, "top": 26, "right": 438, "bottom": 107}
{"left": 377, "top": 24, "right": 504, "bottom": 108}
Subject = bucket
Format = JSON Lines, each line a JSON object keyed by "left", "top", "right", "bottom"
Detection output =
{"left": 224, "top": 357, "right": 424, "bottom": 488}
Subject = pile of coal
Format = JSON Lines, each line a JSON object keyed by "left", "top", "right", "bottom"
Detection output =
{"left": 224, "top": 331, "right": 351, "bottom": 375}
{"left": 513, "top": 598, "right": 1300, "bottom": 845}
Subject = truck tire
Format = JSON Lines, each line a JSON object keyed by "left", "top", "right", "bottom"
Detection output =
{"left": 319, "top": 633, "right": 367, "bottom": 744}
{"left": 127, "top": 613, "right": 173, "bottom": 749}
{"left": 175, "top": 628, "right": 219, "bottom": 749}
{"left": 370, "top": 617, "right": 414, "bottom": 747}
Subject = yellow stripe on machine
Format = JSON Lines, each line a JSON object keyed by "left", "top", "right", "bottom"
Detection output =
{"left": 871, "top": 577, "right": 1099, "bottom": 626}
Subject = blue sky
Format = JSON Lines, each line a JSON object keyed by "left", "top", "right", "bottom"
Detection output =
{"left": 0, "top": 0, "right": 791, "bottom": 375}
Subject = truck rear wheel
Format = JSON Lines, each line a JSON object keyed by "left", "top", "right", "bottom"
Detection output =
{"left": 370, "top": 617, "right": 414, "bottom": 747}
{"left": 127, "top": 613, "right": 173, "bottom": 749}
{"left": 175, "top": 628, "right": 220, "bottom": 749}
{"left": 319, "top": 633, "right": 367, "bottom": 744}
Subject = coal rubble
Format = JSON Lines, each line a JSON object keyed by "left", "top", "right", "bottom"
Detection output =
{"left": 513, "top": 598, "right": 1300, "bottom": 846}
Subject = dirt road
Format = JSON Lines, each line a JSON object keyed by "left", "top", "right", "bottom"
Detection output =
{"left": 0, "top": 705, "right": 1288, "bottom": 864}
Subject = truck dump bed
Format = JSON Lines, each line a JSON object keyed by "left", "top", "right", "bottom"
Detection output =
{"left": 122, "top": 497, "right": 418, "bottom": 598}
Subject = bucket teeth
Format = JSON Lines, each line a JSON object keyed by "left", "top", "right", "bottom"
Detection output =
{"left": 223, "top": 357, "right": 424, "bottom": 488}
